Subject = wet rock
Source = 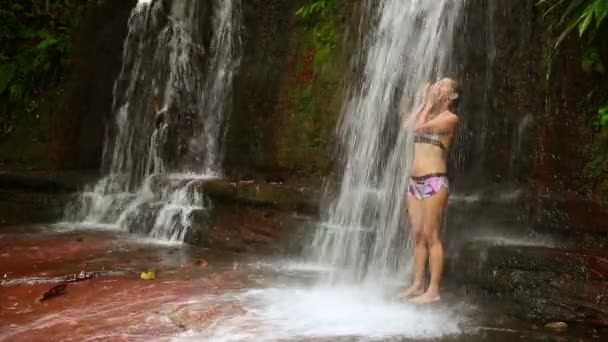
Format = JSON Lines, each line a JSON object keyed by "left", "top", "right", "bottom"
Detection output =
{"left": 535, "top": 195, "right": 608, "bottom": 249}
{"left": 201, "top": 179, "right": 320, "bottom": 214}
{"left": 451, "top": 241, "right": 608, "bottom": 326}
{"left": 457, "top": 242, "right": 608, "bottom": 281}
{"left": 122, "top": 202, "right": 165, "bottom": 236}
{"left": 166, "top": 302, "right": 247, "bottom": 331}
{"left": 0, "top": 171, "right": 97, "bottom": 193}
{"left": 545, "top": 322, "right": 568, "bottom": 331}
{"left": 195, "top": 259, "right": 208, "bottom": 268}
{"left": 207, "top": 204, "right": 317, "bottom": 254}
{"left": 0, "top": 190, "right": 75, "bottom": 226}
{"left": 183, "top": 208, "right": 213, "bottom": 246}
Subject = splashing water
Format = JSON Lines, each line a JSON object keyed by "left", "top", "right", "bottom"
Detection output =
{"left": 311, "top": 0, "right": 464, "bottom": 282}
{"left": 179, "top": 286, "right": 464, "bottom": 341}
{"left": 65, "top": 0, "right": 242, "bottom": 242}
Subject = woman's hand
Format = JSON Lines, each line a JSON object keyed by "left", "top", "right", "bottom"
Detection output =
{"left": 416, "top": 111, "right": 459, "bottom": 134}
{"left": 418, "top": 83, "right": 438, "bottom": 122}
{"left": 401, "top": 82, "right": 435, "bottom": 129}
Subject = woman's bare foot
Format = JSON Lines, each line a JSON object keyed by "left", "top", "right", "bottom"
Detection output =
{"left": 409, "top": 290, "right": 440, "bottom": 304}
{"left": 397, "top": 284, "right": 424, "bottom": 299}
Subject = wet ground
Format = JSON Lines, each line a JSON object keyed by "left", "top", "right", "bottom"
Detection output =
{"left": 0, "top": 225, "right": 603, "bottom": 341}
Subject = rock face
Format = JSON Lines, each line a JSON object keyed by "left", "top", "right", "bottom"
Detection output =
{"left": 451, "top": 0, "right": 543, "bottom": 189}
{"left": 0, "top": 171, "right": 95, "bottom": 226}
{"left": 35, "top": 0, "right": 608, "bottom": 216}
{"left": 195, "top": 179, "right": 319, "bottom": 254}
{"left": 225, "top": 0, "right": 352, "bottom": 182}
{"left": 50, "top": 0, "right": 137, "bottom": 170}
{"left": 451, "top": 242, "right": 608, "bottom": 326}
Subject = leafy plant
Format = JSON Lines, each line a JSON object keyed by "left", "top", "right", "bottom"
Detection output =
{"left": 581, "top": 47, "right": 605, "bottom": 73}
{"left": 539, "top": 0, "right": 608, "bottom": 48}
{"left": 296, "top": 0, "right": 339, "bottom": 48}
{"left": 0, "top": 0, "right": 95, "bottom": 137}
{"left": 539, "top": 1, "right": 608, "bottom": 203}
{"left": 596, "top": 103, "right": 608, "bottom": 130}
{"left": 296, "top": 0, "right": 332, "bottom": 20}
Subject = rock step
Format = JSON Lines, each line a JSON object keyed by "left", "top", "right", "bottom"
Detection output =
{"left": 145, "top": 176, "right": 321, "bottom": 214}
{"left": 0, "top": 170, "right": 97, "bottom": 193}
{"left": 451, "top": 242, "right": 608, "bottom": 325}
{"left": 200, "top": 180, "right": 320, "bottom": 214}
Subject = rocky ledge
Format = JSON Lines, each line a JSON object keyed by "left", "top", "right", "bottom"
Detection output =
{"left": 0, "top": 171, "right": 97, "bottom": 225}
{"left": 0, "top": 172, "right": 321, "bottom": 255}
{"left": 192, "top": 178, "right": 321, "bottom": 254}
{"left": 450, "top": 241, "right": 608, "bottom": 328}
{"left": 196, "top": 179, "right": 321, "bottom": 214}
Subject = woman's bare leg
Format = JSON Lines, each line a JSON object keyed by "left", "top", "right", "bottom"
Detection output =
{"left": 399, "top": 193, "right": 425, "bottom": 299}
{"left": 411, "top": 187, "right": 449, "bottom": 304}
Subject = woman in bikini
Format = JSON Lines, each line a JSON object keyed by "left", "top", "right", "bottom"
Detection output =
{"left": 399, "top": 78, "right": 459, "bottom": 304}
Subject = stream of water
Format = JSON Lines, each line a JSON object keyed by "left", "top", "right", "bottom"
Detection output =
{"left": 312, "top": 0, "right": 464, "bottom": 283}
{"left": 65, "top": 0, "right": 242, "bottom": 241}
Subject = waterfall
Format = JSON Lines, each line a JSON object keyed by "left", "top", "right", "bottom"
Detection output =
{"left": 65, "top": 0, "right": 242, "bottom": 242}
{"left": 311, "top": 0, "right": 464, "bottom": 282}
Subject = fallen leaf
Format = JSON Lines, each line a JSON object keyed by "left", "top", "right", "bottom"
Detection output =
{"left": 39, "top": 283, "right": 67, "bottom": 302}
{"left": 544, "top": 322, "right": 568, "bottom": 331}
{"left": 140, "top": 271, "right": 156, "bottom": 280}
{"left": 195, "top": 259, "right": 208, "bottom": 268}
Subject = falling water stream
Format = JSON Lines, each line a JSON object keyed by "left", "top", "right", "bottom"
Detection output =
{"left": 65, "top": 0, "right": 242, "bottom": 241}
{"left": 312, "top": 0, "right": 464, "bottom": 283}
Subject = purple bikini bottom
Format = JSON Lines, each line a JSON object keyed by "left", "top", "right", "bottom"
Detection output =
{"left": 408, "top": 173, "right": 449, "bottom": 200}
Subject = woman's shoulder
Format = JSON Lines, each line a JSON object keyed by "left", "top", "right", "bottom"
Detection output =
{"left": 440, "top": 110, "right": 459, "bottom": 122}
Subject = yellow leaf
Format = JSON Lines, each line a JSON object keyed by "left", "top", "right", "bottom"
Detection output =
{"left": 140, "top": 271, "right": 156, "bottom": 280}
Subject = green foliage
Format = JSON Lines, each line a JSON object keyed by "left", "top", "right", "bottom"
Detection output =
{"left": 539, "top": 0, "right": 608, "bottom": 77}
{"left": 539, "top": 1, "right": 608, "bottom": 203}
{"left": 296, "top": 0, "right": 333, "bottom": 20}
{"left": 0, "top": 0, "right": 95, "bottom": 137}
{"left": 582, "top": 134, "right": 608, "bottom": 205}
{"left": 594, "top": 103, "right": 608, "bottom": 130}
{"left": 539, "top": 0, "right": 608, "bottom": 48}
{"left": 581, "top": 47, "right": 605, "bottom": 73}
{"left": 296, "top": 0, "right": 339, "bottom": 48}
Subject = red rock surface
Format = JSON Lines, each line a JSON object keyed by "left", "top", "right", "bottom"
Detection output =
{"left": 0, "top": 226, "right": 250, "bottom": 341}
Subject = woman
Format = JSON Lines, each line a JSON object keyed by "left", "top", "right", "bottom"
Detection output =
{"left": 399, "top": 78, "right": 459, "bottom": 304}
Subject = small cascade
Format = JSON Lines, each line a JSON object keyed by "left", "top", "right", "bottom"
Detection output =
{"left": 311, "top": 0, "right": 464, "bottom": 282}
{"left": 65, "top": 0, "right": 241, "bottom": 242}
{"left": 117, "top": 175, "right": 210, "bottom": 242}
